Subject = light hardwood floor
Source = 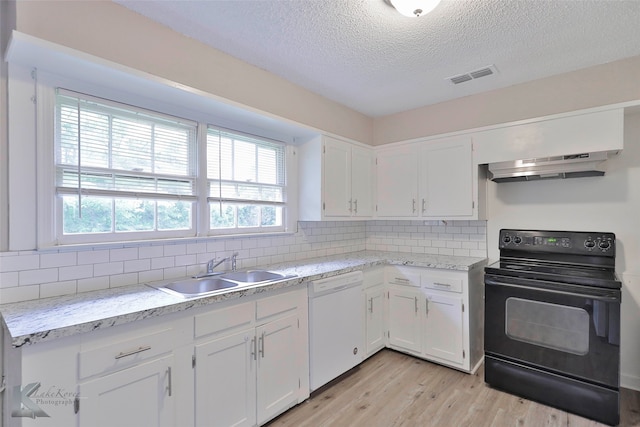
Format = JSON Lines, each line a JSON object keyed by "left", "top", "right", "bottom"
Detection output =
{"left": 267, "top": 350, "right": 640, "bottom": 427}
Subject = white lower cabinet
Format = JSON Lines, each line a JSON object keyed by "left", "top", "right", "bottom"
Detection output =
{"left": 195, "top": 328, "right": 256, "bottom": 427}
{"left": 385, "top": 265, "right": 484, "bottom": 373}
{"left": 363, "top": 267, "right": 385, "bottom": 358}
{"left": 423, "top": 292, "right": 464, "bottom": 364}
{"left": 388, "top": 286, "right": 422, "bottom": 354}
{"left": 255, "top": 313, "right": 300, "bottom": 423}
{"left": 78, "top": 355, "right": 175, "bottom": 427}
{"left": 4, "top": 287, "right": 308, "bottom": 427}
{"left": 193, "top": 288, "right": 308, "bottom": 427}
{"left": 364, "top": 285, "right": 386, "bottom": 356}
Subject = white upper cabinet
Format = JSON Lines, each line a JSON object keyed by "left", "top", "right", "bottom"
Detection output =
{"left": 473, "top": 108, "right": 624, "bottom": 164}
{"left": 375, "top": 135, "right": 482, "bottom": 220}
{"left": 298, "top": 135, "right": 374, "bottom": 220}
{"left": 419, "top": 136, "right": 473, "bottom": 218}
{"left": 375, "top": 144, "right": 419, "bottom": 217}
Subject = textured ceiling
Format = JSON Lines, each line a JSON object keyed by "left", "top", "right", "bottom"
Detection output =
{"left": 115, "top": 0, "right": 640, "bottom": 118}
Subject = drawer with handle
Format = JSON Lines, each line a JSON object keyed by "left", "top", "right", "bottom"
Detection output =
{"left": 79, "top": 327, "right": 175, "bottom": 379}
{"left": 385, "top": 266, "right": 421, "bottom": 287}
{"left": 423, "top": 274, "right": 463, "bottom": 293}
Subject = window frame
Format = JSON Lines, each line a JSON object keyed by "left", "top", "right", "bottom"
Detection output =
{"left": 36, "top": 75, "right": 297, "bottom": 248}
{"left": 207, "top": 126, "right": 288, "bottom": 235}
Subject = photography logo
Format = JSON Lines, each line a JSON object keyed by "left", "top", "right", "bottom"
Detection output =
{"left": 12, "top": 383, "right": 50, "bottom": 418}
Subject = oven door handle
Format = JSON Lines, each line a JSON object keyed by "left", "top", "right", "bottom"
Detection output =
{"left": 485, "top": 278, "right": 620, "bottom": 302}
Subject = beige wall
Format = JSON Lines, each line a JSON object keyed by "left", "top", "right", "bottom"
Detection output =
{"left": 374, "top": 55, "right": 640, "bottom": 145}
{"left": 14, "top": 0, "right": 373, "bottom": 144}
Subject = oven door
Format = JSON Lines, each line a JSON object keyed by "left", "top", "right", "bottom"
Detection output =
{"left": 485, "top": 274, "right": 621, "bottom": 388}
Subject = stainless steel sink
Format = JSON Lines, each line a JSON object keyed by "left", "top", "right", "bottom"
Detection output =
{"left": 221, "top": 270, "right": 290, "bottom": 283}
{"left": 149, "top": 269, "right": 295, "bottom": 298}
{"left": 155, "top": 277, "right": 238, "bottom": 298}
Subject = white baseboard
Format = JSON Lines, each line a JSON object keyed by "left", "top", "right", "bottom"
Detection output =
{"left": 621, "top": 373, "right": 640, "bottom": 391}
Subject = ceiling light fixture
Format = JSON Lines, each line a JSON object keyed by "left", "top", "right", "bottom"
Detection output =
{"left": 390, "top": 0, "right": 441, "bottom": 17}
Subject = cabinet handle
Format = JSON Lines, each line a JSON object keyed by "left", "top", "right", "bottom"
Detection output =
{"left": 259, "top": 332, "right": 265, "bottom": 358}
{"left": 414, "top": 296, "right": 418, "bottom": 313}
{"left": 422, "top": 199, "right": 426, "bottom": 214}
{"left": 251, "top": 336, "right": 257, "bottom": 360}
{"left": 369, "top": 297, "right": 373, "bottom": 313}
{"left": 167, "top": 367, "right": 172, "bottom": 397}
{"left": 349, "top": 199, "right": 353, "bottom": 212}
{"left": 74, "top": 396, "right": 80, "bottom": 414}
{"left": 114, "top": 345, "right": 151, "bottom": 359}
{"left": 412, "top": 199, "right": 416, "bottom": 213}
{"left": 354, "top": 199, "right": 358, "bottom": 214}
{"left": 425, "top": 299, "right": 429, "bottom": 316}
{"left": 433, "top": 282, "right": 451, "bottom": 288}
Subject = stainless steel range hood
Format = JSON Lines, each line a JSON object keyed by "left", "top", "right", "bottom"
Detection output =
{"left": 488, "top": 152, "right": 612, "bottom": 183}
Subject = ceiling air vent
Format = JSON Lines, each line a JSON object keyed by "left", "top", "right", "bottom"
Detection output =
{"left": 447, "top": 65, "right": 498, "bottom": 85}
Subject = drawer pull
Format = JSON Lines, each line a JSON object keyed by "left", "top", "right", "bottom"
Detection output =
{"left": 114, "top": 345, "right": 151, "bottom": 360}
{"left": 167, "top": 367, "right": 172, "bottom": 397}
{"left": 433, "top": 282, "right": 451, "bottom": 288}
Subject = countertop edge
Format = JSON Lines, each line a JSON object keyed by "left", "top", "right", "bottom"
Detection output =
{"left": 1, "top": 251, "right": 487, "bottom": 348}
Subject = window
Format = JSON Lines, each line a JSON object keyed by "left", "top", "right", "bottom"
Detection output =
{"left": 55, "top": 90, "right": 198, "bottom": 243}
{"left": 207, "top": 127, "right": 286, "bottom": 233}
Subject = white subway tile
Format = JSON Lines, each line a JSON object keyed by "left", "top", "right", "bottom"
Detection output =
{"left": 0, "top": 272, "right": 19, "bottom": 288}
{"left": 77, "top": 250, "right": 110, "bottom": 265}
{"left": 0, "top": 254, "right": 39, "bottom": 272}
{"left": 174, "top": 254, "right": 196, "bottom": 267}
{"left": 124, "top": 259, "right": 152, "bottom": 273}
{"left": 94, "top": 262, "right": 124, "bottom": 277}
{"left": 164, "top": 267, "right": 187, "bottom": 280}
{"left": 41, "top": 281, "right": 77, "bottom": 298}
{"left": 186, "top": 242, "right": 207, "bottom": 254}
{"left": 110, "top": 273, "right": 139, "bottom": 288}
{"left": 151, "top": 257, "right": 175, "bottom": 270}
{"left": 138, "top": 269, "right": 164, "bottom": 284}
{"left": 20, "top": 268, "right": 58, "bottom": 286}
{"left": 207, "top": 241, "right": 226, "bottom": 252}
{"left": 59, "top": 265, "right": 94, "bottom": 281}
{"left": 40, "top": 252, "right": 77, "bottom": 268}
{"left": 0, "top": 285, "right": 40, "bottom": 304}
{"left": 77, "top": 276, "right": 110, "bottom": 293}
{"left": 164, "top": 244, "right": 186, "bottom": 257}
{"left": 138, "top": 245, "right": 164, "bottom": 259}
{"left": 110, "top": 248, "right": 138, "bottom": 262}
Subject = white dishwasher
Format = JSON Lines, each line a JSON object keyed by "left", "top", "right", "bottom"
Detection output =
{"left": 308, "top": 270, "right": 364, "bottom": 392}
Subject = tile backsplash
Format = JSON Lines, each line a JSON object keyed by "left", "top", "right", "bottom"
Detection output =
{"left": 0, "top": 220, "right": 486, "bottom": 304}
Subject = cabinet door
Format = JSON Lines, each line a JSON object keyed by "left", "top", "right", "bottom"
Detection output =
{"left": 194, "top": 329, "right": 256, "bottom": 427}
{"left": 387, "top": 287, "right": 422, "bottom": 353}
{"left": 351, "top": 146, "right": 374, "bottom": 217}
{"left": 420, "top": 136, "right": 473, "bottom": 217}
{"left": 256, "top": 313, "right": 299, "bottom": 424}
{"left": 365, "top": 286, "right": 385, "bottom": 356}
{"left": 424, "top": 293, "right": 464, "bottom": 364}
{"left": 78, "top": 355, "right": 175, "bottom": 427}
{"left": 323, "top": 137, "right": 352, "bottom": 217}
{"left": 376, "top": 145, "right": 419, "bottom": 217}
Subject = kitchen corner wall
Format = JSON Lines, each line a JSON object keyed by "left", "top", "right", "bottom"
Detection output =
{"left": 0, "top": 220, "right": 486, "bottom": 304}
{"left": 366, "top": 220, "right": 487, "bottom": 257}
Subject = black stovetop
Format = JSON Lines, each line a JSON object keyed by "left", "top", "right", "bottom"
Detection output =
{"left": 485, "top": 259, "right": 621, "bottom": 289}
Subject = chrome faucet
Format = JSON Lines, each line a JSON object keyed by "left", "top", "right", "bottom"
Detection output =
{"left": 231, "top": 252, "right": 238, "bottom": 271}
{"left": 194, "top": 252, "right": 239, "bottom": 278}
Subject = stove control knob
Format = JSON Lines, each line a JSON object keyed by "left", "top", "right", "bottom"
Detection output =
{"left": 584, "top": 239, "right": 596, "bottom": 249}
{"left": 599, "top": 241, "right": 611, "bottom": 250}
{"left": 513, "top": 236, "right": 522, "bottom": 244}
{"left": 503, "top": 236, "right": 512, "bottom": 244}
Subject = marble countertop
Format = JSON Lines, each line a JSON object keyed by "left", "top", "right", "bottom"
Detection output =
{"left": 0, "top": 250, "right": 486, "bottom": 348}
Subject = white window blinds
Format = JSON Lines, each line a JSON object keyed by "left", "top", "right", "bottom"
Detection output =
{"left": 207, "top": 127, "right": 285, "bottom": 205}
{"left": 55, "top": 90, "right": 198, "bottom": 201}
